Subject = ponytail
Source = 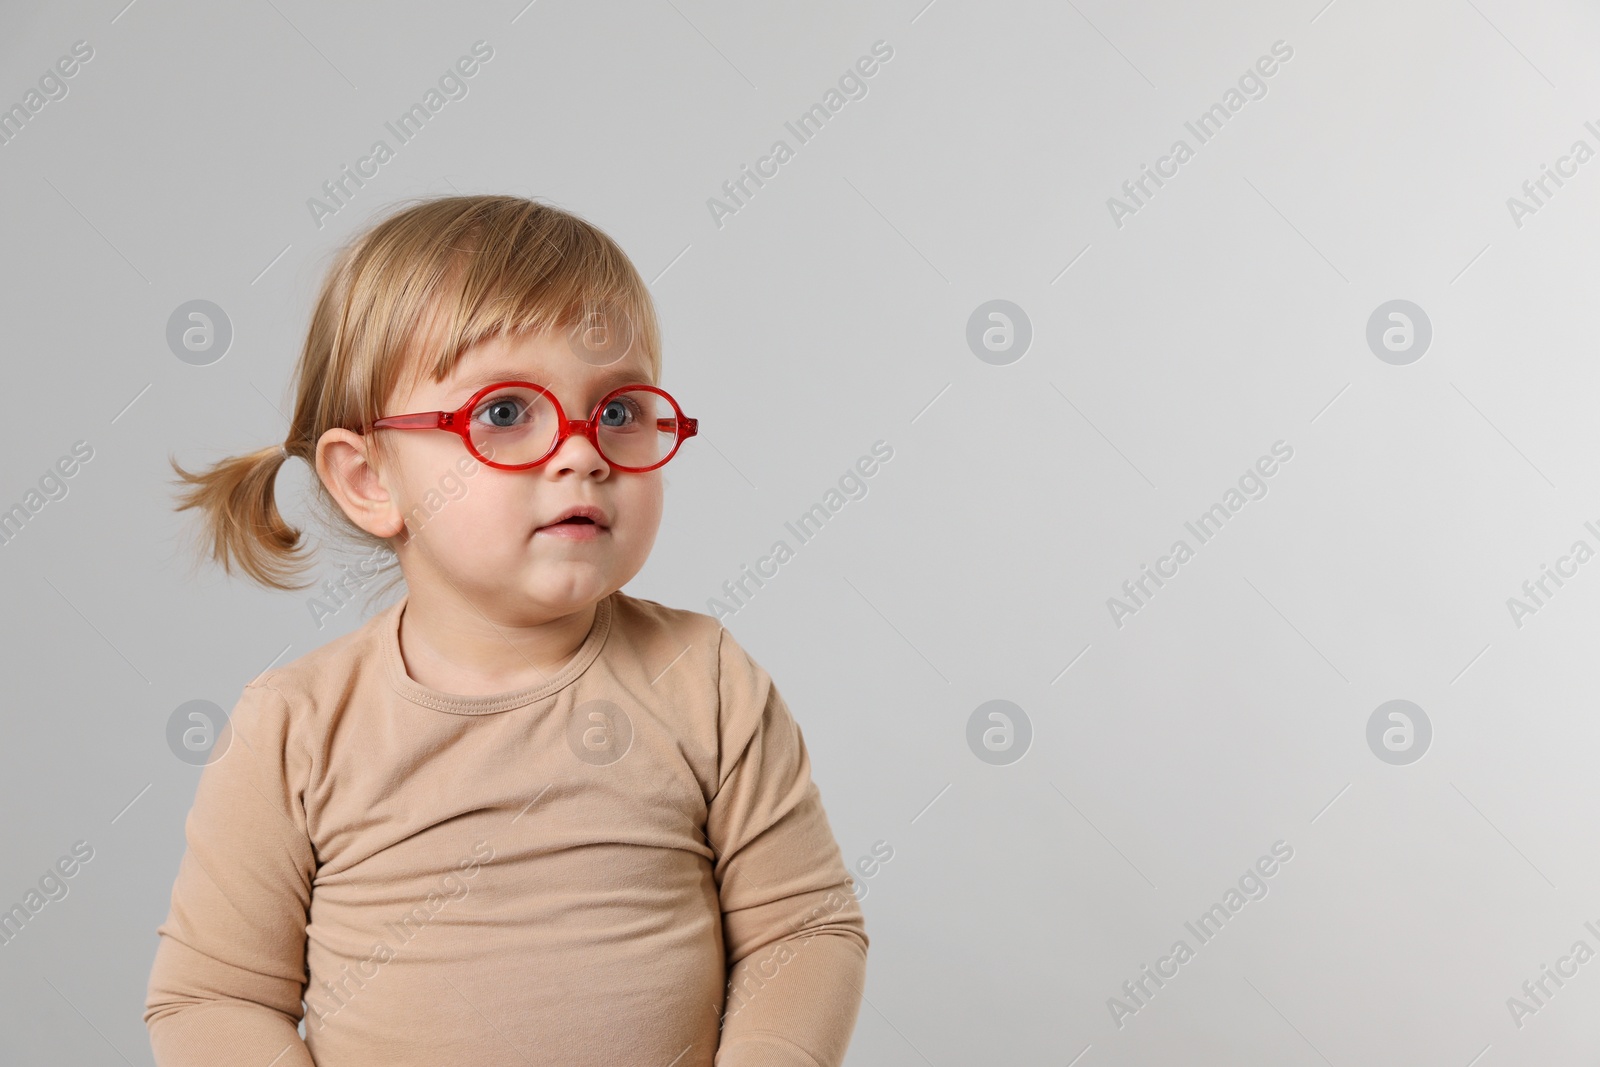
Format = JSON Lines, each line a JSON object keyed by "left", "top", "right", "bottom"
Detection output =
{"left": 167, "top": 442, "right": 313, "bottom": 591}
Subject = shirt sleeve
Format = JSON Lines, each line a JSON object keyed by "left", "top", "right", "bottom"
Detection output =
{"left": 143, "top": 679, "right": 318, "bottom": 1067}
{"left": 708, "top": 626, "right": 869, "bottom": 1067}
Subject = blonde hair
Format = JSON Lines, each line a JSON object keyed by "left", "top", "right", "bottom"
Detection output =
{"left": 167, "top": 194, "right": 662, "bottom": 602}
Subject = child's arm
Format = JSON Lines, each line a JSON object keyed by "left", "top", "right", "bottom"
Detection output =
{"left": 708, "top": 627, "right": 870, "bottom": 1067}
{"left": 143, "top": 680, "right": 318, "bottom": 1067}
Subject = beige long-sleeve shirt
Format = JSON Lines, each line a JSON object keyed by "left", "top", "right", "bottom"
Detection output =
{"left": 143, "top": 590, "right": 868, "bottom": 1066}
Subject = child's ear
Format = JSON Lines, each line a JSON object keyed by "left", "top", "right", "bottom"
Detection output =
{"left": 316, "top": 428, "right": 406, "bottom": 539}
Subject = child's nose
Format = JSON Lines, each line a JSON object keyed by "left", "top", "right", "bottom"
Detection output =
{"left": 547, "top": 423, "right": 610, "bottom": 473}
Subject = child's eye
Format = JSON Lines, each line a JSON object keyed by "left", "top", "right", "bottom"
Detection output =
{"left": 599, "top": 396, "right": 644, "bottom": 429}
{"left": 474, "top": 394, "right": 533, "bottom": 428}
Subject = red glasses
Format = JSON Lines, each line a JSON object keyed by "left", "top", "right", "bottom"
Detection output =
{"left": 366, "top": 381, "right": 699, "bottom": 473}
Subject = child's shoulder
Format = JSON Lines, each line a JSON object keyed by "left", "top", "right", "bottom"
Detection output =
{"left": 245, "top": 598, "right": 397, "bottom": 713}
{"left": 608, "top": 590, "right": 778, "bottom": 691}
{"left": 609, "top": 589, "right": 725, "bottom": 643}
{"left": 607, "top": 590, "right": 754, "bottom": 679}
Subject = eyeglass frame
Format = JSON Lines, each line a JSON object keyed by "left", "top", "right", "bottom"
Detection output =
{"left": 363, "top": 379, "right": 699, "bottom": 473}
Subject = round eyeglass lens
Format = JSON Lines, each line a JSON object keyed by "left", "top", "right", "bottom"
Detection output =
{"left": 595, "top": 388, "right": 675, "bottom": 469}
{"left": 468, "top": 386, "right": 558, "bottom": 466}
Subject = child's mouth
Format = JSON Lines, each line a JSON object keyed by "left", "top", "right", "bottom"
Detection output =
{"left": 536, "top": 516, "right": 607, "bottom": 539}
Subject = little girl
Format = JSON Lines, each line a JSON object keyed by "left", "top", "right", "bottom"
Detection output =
{"left": 143, "top": 195, "right": 868, "bottom": 1067}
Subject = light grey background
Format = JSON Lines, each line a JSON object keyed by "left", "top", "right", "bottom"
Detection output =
{"left": 2, "top": 0, "right": 1597, "bottom": 1062}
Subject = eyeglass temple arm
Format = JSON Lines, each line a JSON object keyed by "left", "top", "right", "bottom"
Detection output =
{"left": 663, "top": 416, "right": 698, "bottom": 437}
{"left": 370, "top": 412, "right": 456, "bottom": 431}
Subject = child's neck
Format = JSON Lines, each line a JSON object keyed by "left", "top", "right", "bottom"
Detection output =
{"left": 395, "top": 595, "right": 600, "bottom": 697}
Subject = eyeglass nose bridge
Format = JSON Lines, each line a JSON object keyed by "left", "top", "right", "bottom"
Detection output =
{"left": 554, "top": 416, "right": 603, "bottom": 454}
